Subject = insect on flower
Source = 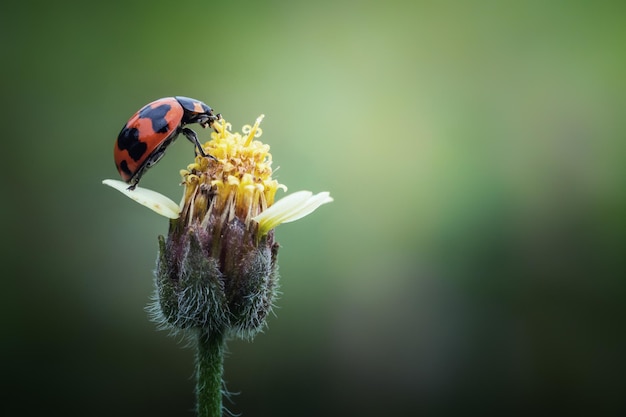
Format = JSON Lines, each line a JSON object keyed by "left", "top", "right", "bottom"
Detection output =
{"left": 114, "top": 96, "right": 221, "bottom": 190}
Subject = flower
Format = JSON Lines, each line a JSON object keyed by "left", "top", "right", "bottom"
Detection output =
{"left": 103, "top": 115, "right": 332, "bottom": 339}
{"left": 103, "top": 115, "right": 332, "bottom": 236}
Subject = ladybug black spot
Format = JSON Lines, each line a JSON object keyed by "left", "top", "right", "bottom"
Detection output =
{"left": 119, "top": 160, "right": 133, "bottom": 177}
{"left": 117, "top": 126, "right": 147, "bottom": 161}
{"left": 139, "top": 103, "right": 172, "bottom": 134}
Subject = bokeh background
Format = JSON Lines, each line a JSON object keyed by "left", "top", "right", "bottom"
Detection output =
{"left": 2, "top": 0, "right": 625, "bottom": 416}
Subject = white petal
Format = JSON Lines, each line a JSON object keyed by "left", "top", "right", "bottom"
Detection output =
{"left": 102, "top": 179, "right": 180, "bottom": 219}
{"left": 253, "top": 190, "right": 333, "bottom": 235}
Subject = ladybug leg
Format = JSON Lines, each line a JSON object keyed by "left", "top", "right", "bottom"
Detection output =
{"left": 182, "top": 127, "right": 216, "bottom": 160}
{"left": 126, "top": 176, "right": 140, "bottom": 191}
{"left": 127, "top": 183, "right": 137, "bottom": 191}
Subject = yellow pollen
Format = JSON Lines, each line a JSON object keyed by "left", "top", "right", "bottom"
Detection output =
{"left": 179, "top": 116, "right": 284, "bottom": 226}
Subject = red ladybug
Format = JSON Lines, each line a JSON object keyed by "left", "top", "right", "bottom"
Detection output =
{"left": 114, "top": 96, "right": 220, "bottom": 189}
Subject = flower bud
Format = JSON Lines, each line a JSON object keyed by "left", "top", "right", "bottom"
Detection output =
{"left": 151, "top": 116, "right": 282, "bottom": 340}
{"left": 154, "top": 219, "right": 280, "bottom": 339}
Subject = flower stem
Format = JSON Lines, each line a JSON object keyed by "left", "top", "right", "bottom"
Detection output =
{"left": 196, "top": 332, "right": 226, "bottom": 417}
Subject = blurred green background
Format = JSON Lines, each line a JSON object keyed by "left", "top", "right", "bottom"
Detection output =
{"left": 2, "top": 0, "right": 625, "bottom": 416}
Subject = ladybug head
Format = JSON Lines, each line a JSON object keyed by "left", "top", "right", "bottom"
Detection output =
{"left": 197, "top": 112, "right": 222, "bottom": 129}
{"left": 175, "top": 96, "right": 221, "bottom": 129}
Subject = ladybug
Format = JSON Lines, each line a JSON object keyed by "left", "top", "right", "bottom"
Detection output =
{"left": 114, "top": 96, "right": 220, "bottom": 190}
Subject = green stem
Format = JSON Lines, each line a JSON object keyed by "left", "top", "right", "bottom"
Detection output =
{"left": 196, "top": 332, "right": 226, "bottom": 417}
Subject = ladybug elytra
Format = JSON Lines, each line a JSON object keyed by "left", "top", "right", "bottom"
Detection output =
{"left": 114, "top": 96, "right": 220, "bottom": 190}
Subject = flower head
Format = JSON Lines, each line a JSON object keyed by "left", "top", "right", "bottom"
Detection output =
{"left": 177, "top": 115, "right": 287, "bottom": 240}
{"left": 103, "top": 115, "right": 332, "bottom": 339}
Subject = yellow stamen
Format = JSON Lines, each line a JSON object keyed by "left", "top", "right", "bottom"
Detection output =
{"left": 180, "top": 116, "right": 284, "bottom": 228}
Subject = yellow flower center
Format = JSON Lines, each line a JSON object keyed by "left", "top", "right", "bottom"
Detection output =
{"left": 179, "top": 116, "right": 286, "bottom": 227}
